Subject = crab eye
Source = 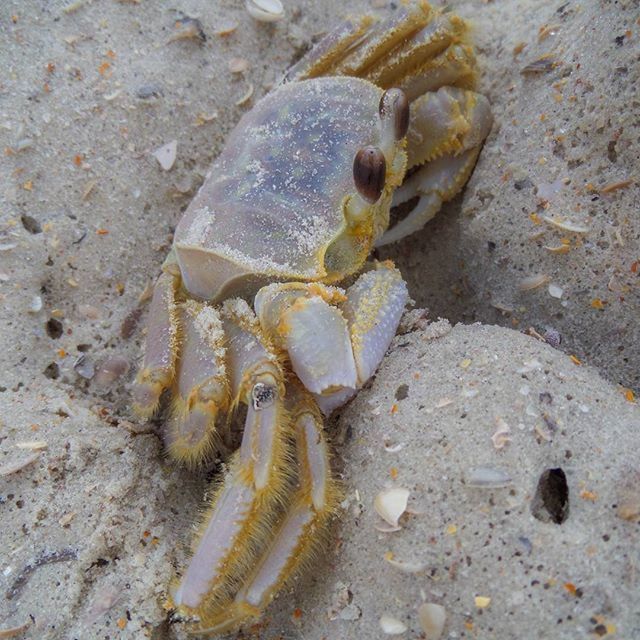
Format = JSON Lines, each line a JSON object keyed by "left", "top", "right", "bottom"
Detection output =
{"left": 379, "top": 88, "right": 409, "bottom": 140}
{"left": 353, "top": 146, "right": 386, "bottom": 204}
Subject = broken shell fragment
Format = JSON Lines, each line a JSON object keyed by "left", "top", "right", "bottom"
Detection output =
{"left": 152, "top": 140, "right": 177, "bottom": 171}
{"left": 542, "top": 216, "right": 590, "bottom": 234}
{"left": 466, "top": 466, "right": 513, "bottom": 488}
{"left": 245, "top": 0, "right": 284, "bottom": 22}
{"left": 384, "top": 553, "right": 428, "bottom": 573}
{"left": 418, "top": 603, "right": 446, "bottom": 640}
{"left": 518, "top": 274, "right": 550, "bottom": 291}
{"left": 380, "top": 615, "right": 407, "bottom": 635}
{"left": 374, "top": 487, "right": 410, "bottom": 528}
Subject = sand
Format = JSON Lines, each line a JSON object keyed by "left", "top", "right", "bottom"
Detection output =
{"left": 1, "top": 1, "right": 638, "bottom": 638}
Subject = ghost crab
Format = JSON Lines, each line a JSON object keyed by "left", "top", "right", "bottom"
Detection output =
{"left": 132, "top": 0, "right": 491, "bottom": 634}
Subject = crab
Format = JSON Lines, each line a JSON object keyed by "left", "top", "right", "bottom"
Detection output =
{"left": 132, "top": 0, "right": 492, "bottom": 634}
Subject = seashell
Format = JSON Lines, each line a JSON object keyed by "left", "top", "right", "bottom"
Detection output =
{"left": 518, "top": 274, "right": 550, "bottom": 291}
{"left": 374, "top": 487, "right": 409, "bottom": 528}
{"left": 379, "top": 615, "right": 407, "bottom": 635}
{"left": 418, "top": 603, "right": 446, "bottom": 639}
{"left": 466, "top": 466, "right": 513, "bottom": 488}
{"left": 542, "top": 216, "right": 589, "bottom": 233}
{"left": 245, "top": 0, "right": 284, "bottom": 22}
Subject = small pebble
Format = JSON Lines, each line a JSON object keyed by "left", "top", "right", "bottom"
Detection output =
{"left": 94, "top": 355, "right": 130, "bottom": 386}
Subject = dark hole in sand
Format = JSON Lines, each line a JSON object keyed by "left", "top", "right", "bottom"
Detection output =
{"left": 531, "top": 467, "right": 569, "bottom": 524}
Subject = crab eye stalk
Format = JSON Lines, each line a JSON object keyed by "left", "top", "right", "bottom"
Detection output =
{"left": 353, "top": 146, "right": 386, "bottom": 204}
{"left": 379, "top": 88, "right": 409, "bottom": 141}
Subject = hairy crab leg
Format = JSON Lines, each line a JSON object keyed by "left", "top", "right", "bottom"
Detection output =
{"left": 315, "top": 260, "right": 408, "bottom": 414}
{"left": 255, "top": 283, "right": 359, "bottom": 394}
{"left": 404, "top": 87, "right": 493, "bottom": 170}
{"left": 132, "top": 270, "right": 179, "bottom": 416}
{"left": 188, "top": 386, "right": 340, "bottom": 634}
{"left": 170, "top": 299, "right": 293, "bottom": 630}
{"left": 393, "top": 42, "right": 477, "bottom": 102}
{"left": 284, "top": 2, "right": 474, "bottom": 100}
{"left": 255, "top": 261, "right": 408, "bottom": 415}
{"left": 165, "top": 301, "right": 229, "bottom": 465}
{"left": 376, "top": 88, "right": 492, "bottom": 246}
{"left": 379, "top": 148, "right": 481, "bottom": 247}
{"left": 286, "top": 2, "right": 431, "bottom": 82}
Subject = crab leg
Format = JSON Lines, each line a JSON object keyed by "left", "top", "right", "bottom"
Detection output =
{"left": 376, "top": 87, "right": 492, "bottom": 246}
{"left": 170, "top": 300, "right": 292, "bottom": 628}
{"left": 164, "top": 301, "right": 229, "bottom": 465}
{"left": 132, "top": 270, "right": 179, "bottom": 417}
{"left": 284, "top": 2, "right": 475, "bottom": 100}
{"left": 404, "top": 87, "right": 493, "bottom": 170}
{"left": 255, "top": 261, "right": 408, "bottom": 415}
{"left": 189, "top": 386, "right": 339, "bottom": 634}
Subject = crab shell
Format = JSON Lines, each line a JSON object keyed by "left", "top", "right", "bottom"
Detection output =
{"left": 173, "top": 76, "right": 407, "bottom": 303}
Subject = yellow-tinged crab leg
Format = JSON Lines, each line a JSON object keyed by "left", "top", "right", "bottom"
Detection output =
{"left": 379, "top": 148, "right": 481, "bottom": 247}
{"left": 132, "top": 270, "right": 179, "bottom": 417}
{"left": 394, "top": 42, "right": 477, "bottom": 101}
{"left": 255, "top": 283, "right": 359, "bottom": 394}
{"left": 284, "top": 2, "right": 475, "bottom": 101}
{"left": 404, "top": 86, "right": 492, "bottom": 169}
{"left": 364, "top": 11, "right": 467, "bottom": 88}
{"left": 170, "top": 299, "right": 292, "bottom": 627}
{"left": 282, "top": 16, "right": 372, "bottom": 82}
{"left": 333, "top": 1, "right": 433, "bottom": 78}
{"left": 377, "top": 88, "right": 492, "bottom": 247}
{"left": 189, "top": 387, "right": 340, "bottom": 635}
{"left": 341, "top": 261, "right": 408, "bottom": 384}
{"left": 315, "top": 260, "right": 409, "bottom": 415}
{"left": 284, "top": 2, "right": 431, "bottom": 83}
{"left": 255, "top": 262, "right": 408, "bottom": 416}
{"left": 164, "top": 301, "right": 229, "bottom": 465}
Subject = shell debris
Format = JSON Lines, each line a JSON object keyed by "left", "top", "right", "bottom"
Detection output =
{"left": 14, "top": 441, "right": 48, "bottom": 451}
{"left": 228, "top": 57, "right": 250, "bottom": 74}
{"left": 380, "top": 615, "right": 407, "bottom": 635}
{"left": 214, "top": 20, "right": 238, "bottom": 36}
{"left": 548, "top": 283, "right": 563, "bottom": 299}
{"left": 235, "top": 83, "right": 254, "bottom": 107}
{"left": 518, "top": 274, "right": 550, "bottom": 291}
{"left": 466, "top": 466, "right": 513, "bottom": 488}
{"left": 152, "top": 140, "right": 177, "bottom": 171}
{"left": 383, "top": 551, "right": 428, "bottom": 573}
{"left": 374, "top": 487, "right": 410, "bottom": 529}
{"left": 474, "top": 595, "right": 491, "bottom": 608}
{"left": 0, "top": 623, "right": 31, "bottom": 638}
{"left": 491, "top": 417, "right": 511, "bottom": 449}
{"left": 542, "top": 216, "right": 590, "bottom": 234}
{"left": 246, "top": 0, "right": 285, "bottom": 22}
{"left": 0, "top": 452, "right": 41, "bottom": 477}
{"left": 418, "top": 603, "right": 446, "bottom": 640}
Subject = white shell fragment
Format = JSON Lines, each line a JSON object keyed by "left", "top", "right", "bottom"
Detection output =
{"left": 518, "top": 274, "right": 550, "bottom": 291}
{"left": 548, "top": 283, "right": 564, "bottom": 299}
{"left": 28, "top": 295, "right": 43, "bottom": 313}
{"left": 0, "top": 452, "right": 40, "bottom": 477}
{"left": 491, "top": 417, "right": 511, "bottom": 449}
{"left": 374, "top": 487, "right": 410, "bottom": 528}
{"left": 418, "top": 603, "right": 446, "bottom": 639}
{"left": 235, "top": 83, "right": 254, "bottom": 107}
{"left": 542, "top": 215, "right": 590, "bottom": 233}
{"left": 384, "top": 553, "right": 428, "bottom": 573}
{"left": 466, "top": 466, "right": 513, "bottom": 488}
{"left": 380, "top": 615, "right": 407, "bottom": 635}
{"left": 152, "top": 140, "right": 177, "bottom": 171}
{"left": 14, "top": 441, "right": 48, "bottom": 451}
{"left": 245, "top": 0, "right": 285, "bottom": 22}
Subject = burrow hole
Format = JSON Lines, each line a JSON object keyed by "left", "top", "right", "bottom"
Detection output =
{"left": 531, "top": 467, "right": 569, "bottom": 524}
